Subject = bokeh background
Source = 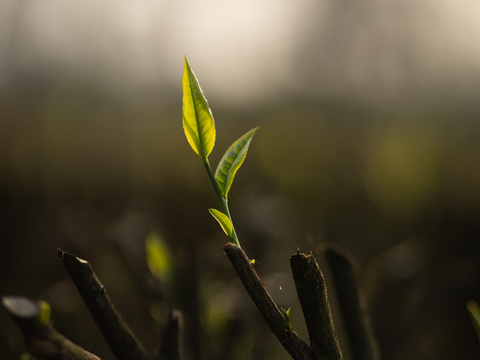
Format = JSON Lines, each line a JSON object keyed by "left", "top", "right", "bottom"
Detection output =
{"left": 1, "top": 0, "right": 480, "bottom": 359}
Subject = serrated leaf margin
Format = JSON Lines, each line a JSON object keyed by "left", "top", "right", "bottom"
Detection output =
{"left": 215, "top": 127, "right": 259, "bottom": 197}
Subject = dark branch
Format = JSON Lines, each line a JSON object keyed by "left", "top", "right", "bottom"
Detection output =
{"left": 154, "top": 309, "right": 183, "bottom": 360}
{"left": 223, "top": 243, "right": 313, "bottom": 360}
{"left": 2, "top": 296, "right": 100, "bottom": 360}
{"left": 290, "top": 251, "right": 343, "bottom": 360}
{"left": 58, "top": 249, "right": 150, "bottom": 360}
{"left": 324, "top": 246, "right": 378, "bottom": 360}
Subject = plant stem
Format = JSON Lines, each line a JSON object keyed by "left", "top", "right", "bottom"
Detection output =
{"left": 223, "top": 243, "right": 313, "bottom": 360}
{"left": 203, "top": 159, "right": 241, "bottom": 247}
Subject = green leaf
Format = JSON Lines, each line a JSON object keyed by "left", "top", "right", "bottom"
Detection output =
{"left": 209, "top": 208, "right": 233, "bottom": 239}
{"left": 182, "top": 57, "right": 216, "bottom": 159}
{"left": 215, "top": 127, "right": 259, "bottom": 197}
{"left": 37, "top": 301, "right": 51, "bottom": 325}
{"left": 145, "top": 232, "right": 174, "bottom": 283}
{"left": 467, "top": 300, "right": 480, "bottom": 342}
{"left": 20, "top": 352, "right": 36, "bottom": 360}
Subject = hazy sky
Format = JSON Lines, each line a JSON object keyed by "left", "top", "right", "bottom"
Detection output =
{"left": 1, "top": 0, "right": 480, "bottom": 105}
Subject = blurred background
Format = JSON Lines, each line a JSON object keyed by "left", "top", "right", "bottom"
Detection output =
{"left": 1, "top": 0, "right": 480, "bottom": 359}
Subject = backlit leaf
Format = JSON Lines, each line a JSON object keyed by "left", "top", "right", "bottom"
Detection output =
{"left": 467, "top": 300, "right": 480, "bottom": 342}
{"left": 145, "top": 232, "right": 173, "bottom": 283}
{"left": 209, "top": 208, "right": 233, "bottom": 239}
{"left": 37, "top": 301, "right": 51, "bottom": 325}
{"left": 215, "top": 127, "right": 259, "bottom": 197}
{"left": 20, "top": 352, "right": 36, "bottom": 360}
{"left": 182, "top": 57, "right": 215, "bottom": 159}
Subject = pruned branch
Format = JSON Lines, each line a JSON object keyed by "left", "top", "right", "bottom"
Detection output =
{"left": 154, "top": 309, "right": 183, "bottom": 360}
{"left": 223, "top": 243, "right": 313, "bottom": 360}
{"left": 2, "top": 296, "right": 100, "bottom": 360}
{"left": 58, "top": 249, "right": 151, "bottom": 360}
{"left": 290, "top": 251, "right": 343, "bottom": 360}
{"left": 325, "top": 246, "right": 378, "bottom": 360}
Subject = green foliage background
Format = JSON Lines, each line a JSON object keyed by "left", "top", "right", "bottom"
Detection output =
{"left": 1, "top": 71, "right": 480, "bottom": 360}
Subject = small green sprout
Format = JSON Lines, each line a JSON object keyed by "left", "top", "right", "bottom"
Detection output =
{"left": 182, "top": 57, "right": 258, "bottom": 248}
{"left": 281, "top": 307, "right": 292, "bottom": 332}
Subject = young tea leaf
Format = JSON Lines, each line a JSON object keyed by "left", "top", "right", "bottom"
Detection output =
{"left": 37, "top": 301, "right": 51, "bottom": 325}
{"left": 215, "top": 127, "right": 259, "bottom": 197}
{"left": 145, "top": 232, "right": 174, "bottom": 283}
{"left": 182, "top": 57, "right": 216, "bottom": 160}
{"left": 20, "top": 353, "right": 36, "bottom": 360}
{"left": 467, "top": 300, "right": 480, "bottom": 342}
{"left": 209, "top": 208, "right": 233, "bottom": 239}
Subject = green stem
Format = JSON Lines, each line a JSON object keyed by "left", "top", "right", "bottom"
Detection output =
{"left": 203, "top": 159, "right": 241, "bottom": 247}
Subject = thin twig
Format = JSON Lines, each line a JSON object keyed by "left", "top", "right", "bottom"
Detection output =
{"left": 58, "top": 249, "right": 151, "bottom": 360}
{"left": 223, "top": 243, "right": 313, "bottom": 360}
{"left": 325, "top": 246, "right": 378, "bottom": 360}
{"left": 290, "top": 251, "right": 343, "bottom": 360}
{"left": 154, "top": 309, "right": 183, "bottom": 360}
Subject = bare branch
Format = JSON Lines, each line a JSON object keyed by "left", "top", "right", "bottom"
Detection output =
{"left": 2, "top": 296, "right": 100, "bottom": 360}
{"left": 58, "top": 249, "right": 150, "bottom": 360}
{"left": 223, "top": 243, "right": 313, "bottom": 360}
{"left": 154, "top": 309, "right": 183, "bottom": 360}
{"left": 290, "top": 251, "right": 343, "bottom": 360}
{"left": 325, "top": 246, "right": 378, "bottom": 360}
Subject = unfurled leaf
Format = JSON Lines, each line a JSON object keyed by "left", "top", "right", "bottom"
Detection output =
{"left": 182, "top": 57, "right": 216, "bottom": 159}
{"left": 145, "top": 232, "right": 173, "bottom": 283}
{"left": 215, "top": 127, "right": 259, "bottom": 197}
{"left": 209, "top": 208, "right": 233, "bottom": 239}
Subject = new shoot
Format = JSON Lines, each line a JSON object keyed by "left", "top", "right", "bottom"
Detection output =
{"left": 181, "top": 57, "right": 258, "bottom": 248}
